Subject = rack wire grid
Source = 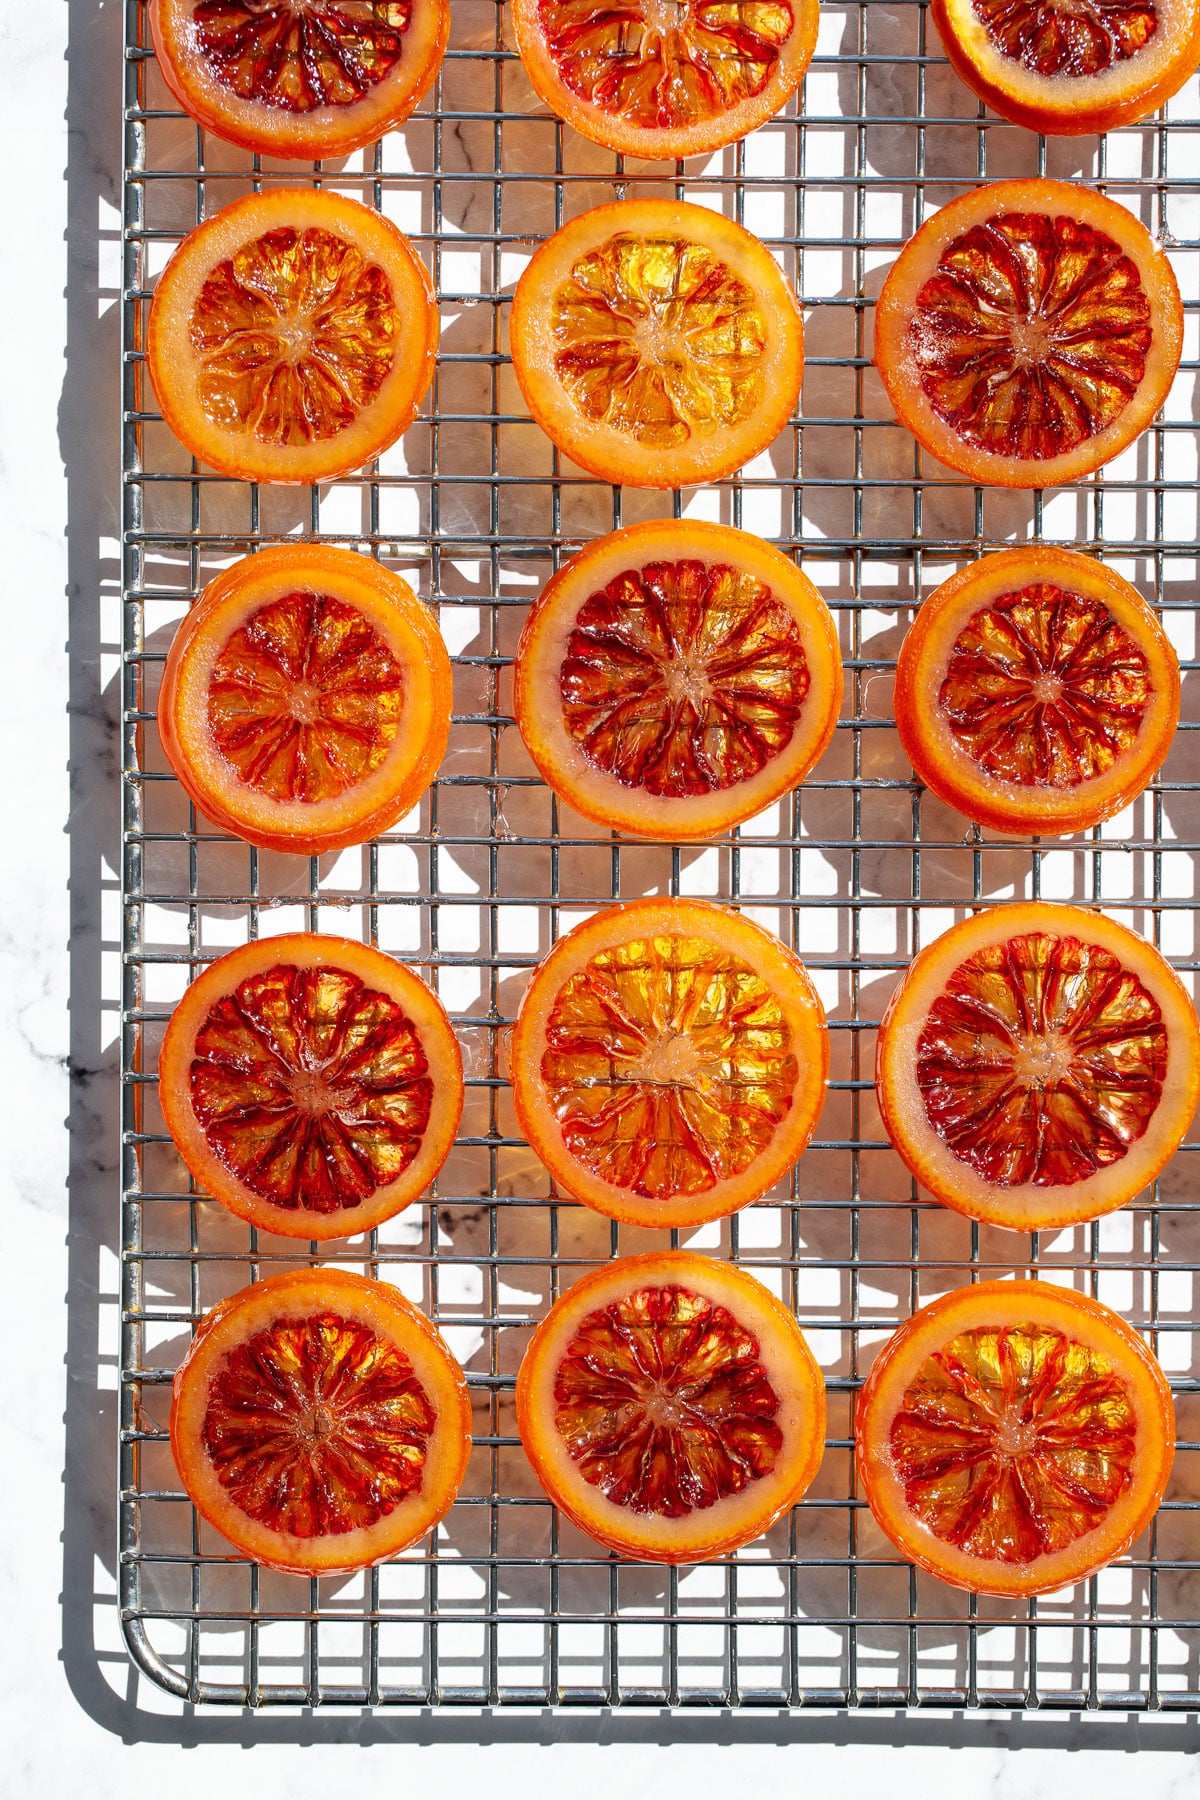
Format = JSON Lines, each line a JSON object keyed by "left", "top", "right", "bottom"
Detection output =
{"left": 118, "top": 0, "right": 1200, "bottom": 1713}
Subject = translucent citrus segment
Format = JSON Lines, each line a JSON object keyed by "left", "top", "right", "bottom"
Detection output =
{"left": 914, "top": 212, "right": 1151, "bottom": 461}
{"left": 554, "top": 1284, "right": 783, "bottom": 1516}
{"left": 874, "top": 181, "right": 1183, "bottom": 487}
{"left": 191, "top": 225, "right": 398, "bottom": 447}
{"left": 541, "top": 932, "right": 799, "bottom": 1200}
{"left": 150, "top": 0, "right": 450, "bottom": 159}
{"left": 147, "top": 189, "right": 438, "bottom": 483}
{"left": 158, "top": 934, "right": 463, "bottom": 1239}
{"left": 930, "top": 0, "right": 1200, "bottom": 135}
{"left": 204, "top": 1309, "right": 436, "bottom": 1536}
{"left": 509, "top": 200, "right": 804, "bottom": 488}
{"left": 171, "top": 1269, "right": 472, "bottom": 1575}
{"left": 939, "top": 585, "right": 1150, "bottom": 786}
{"left": 561, "top": 559, "right": 808, "bottom": 797}
{"left": 510, "top": 0, "right": 819, "bottom": 160}
{"left": 875, "top": 902, "right": 1200, "bottom": 1231}
{"left": 888, "top": 1321, "right": 1136, "bottom": 1563}
{"left": 551, "top": 235, "right": 769, "bottom": 448}
{"left": 515, "top": 520, "right": 842, "bottom": 840}
{"left": 206, "top": 591, "right": 406, "bottom": 799}
{"left": 509, "top": 897, "right": 828, "bottom": 1228}
{"left": 189, "top": 960, "right": 435, "bottom": 1213}
{"left": 188, "top": 0, "right": 412, "bottom": 110}
{"left": 158, "top": 543, "right": 452, "bottom": 855}
{"left": 538, "top": 0, "right": 795, "bottom": 125}
{"left": 893, "top": 547, "right": 1179, "bottom": 836}
{"left": 972, "top": 0, "right": 1156, "bottom": 72}
{"left": 855, "top": 1281, "right": 1175, "bottom": 1596}
{"left": 915, "top": 930, "right": 1167, "bottom": 1188}
{"left": 517, "top": 1251, "right": 827, "bottom": 1561}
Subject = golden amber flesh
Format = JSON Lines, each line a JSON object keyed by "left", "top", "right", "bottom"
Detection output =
{"left": 915, "top": 931, "right": 1167, "bottom": 1188}
{"left": 912, "top": 213, "right": 1151, "bottom": 460}
{"left": 970, "top": 0, "right": 1157, "bottom": 76}
{"left": 203, "top": 1310, "right": 435, "bottom": 1536}
{"left": 889, "top": 1321, "right": 1137, "bottom": 1562}
{"left": 553, "top": 1284, "right": 783, "bottom": 1515}
{"left": 561, "top": 559, "right": 809, "bottom": 797}
{"left": 190, "top": 225, "right": 397, "bottom": 446}
{"left": 206, "top": 591, "right": 406, "bottom": 804}
{"left": 541, "top": 932, "right": 798, "bottom": 1198}
{"left": 192, "top": 0, "right": 412, "bottom": 111}
{"left": 535, "top": 0, "right": 796, "bottom": 128}
{"left": 550, "top": 234, "right": 769, "bottom": 449}
{"left": 939, "top": 583, "right": 1151, "bottom": 788}
{"left": 189, "top": 961, "right": 433, "bottom": 1214}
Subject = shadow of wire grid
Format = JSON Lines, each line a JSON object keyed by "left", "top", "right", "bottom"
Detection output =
{"left": 117, "top": 0, "right": 1200, "bottom": 1711}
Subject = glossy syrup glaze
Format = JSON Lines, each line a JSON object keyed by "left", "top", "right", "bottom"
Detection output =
{"left": 553, "top": 1284, "right": 783, "bottom": 1515}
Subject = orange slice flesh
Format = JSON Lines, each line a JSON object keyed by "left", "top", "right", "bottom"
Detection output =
{"left": 514, "top": 519, "right": 842, "bottom": 840}
{"left": 931, "top": 0, "right": 1200, "bottom": 135}
{"left": 510, "top": 0, "right": 820, "bottom": 160}
{"left": 158, "top": 933, "right": 463, "bottom": 1239}
{"left": 147, "top": 189, "right": 438, "bottom": 484}
{"left": 895, "top": 546, "right": 1179, "bottom": 836}
{"left": 171, "top": 1268, "right": 472, "bottom": 1575}
{"left": 855, "top": 1281, "right": 1175, "bottom": 1596}
{"left": 874, "top": 180, "right": 1183, "bottom": 488}
{"left": 875, "top": 901, "right": 1200, "bottom": 1231}
{"left": 158, "top": 544, "right": 452, "bottom": 855}
{"left": 509, "top": 200, "right": 804, "bottom": 489}
{"left": 509, "top": 897, "right": 828, "bottom": 1229}
{"left": 150, "top": 0, "right": 450, "bottom": 158}
{"left": 517, "top": 1251, "right": 826, "bottom": 1561}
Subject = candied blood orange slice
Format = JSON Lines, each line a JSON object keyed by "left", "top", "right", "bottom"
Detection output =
{"left": 855, "top": 1280, "right": 1174, "bottom": 1595}
{"left": 875, "top": 901, "right": 1200, "bottom": 1231}
{"left": 874, "top": 180, "right": 1183, "bottom": 488}
{"left": 931, "top": 0, "right": 1200, "bottom": 135}
{"left": 149, "top": 0, "right": 449, "bottom": 159}
{"left": 517, "top": 1251, "right": 826, "bottom": 1561}
{"left": 171, "top": 1268, "right": 472, "bottom": 1575}
{"left": 509, "top": 200, "right": 804, "bottom": 489}
{"left": 509, "top": 897, "right": 828, "bottom": 1228}
{"left": 510, "top": 0, "right": 820, "bottom": 161}
{"left": 513, "top": 519, "right": 842, "bottom": 840}
{"left": 895, "top": 545, "right": 1179, "bottom": 837}
{"left": 146, "top": 188, "right": 438, "bottom": 484}
{"left": 158, "top": 933, "right": 463, "bottom": 1238}
{"left": 158, "top": 543, "right": 452, "bottom": 854}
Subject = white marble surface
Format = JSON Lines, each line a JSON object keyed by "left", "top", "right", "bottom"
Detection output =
{"left": 3, "top": 1, "right": 1198, "bottom": 1788}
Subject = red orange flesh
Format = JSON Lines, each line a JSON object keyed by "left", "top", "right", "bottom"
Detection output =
{"left": 171, "top": 1268, "right": 472, "bottom": 1575}
{"left": 856, "top": 1281, "right": 1175, "bottom": 1595}
{"left": 517, "top": 1251, "right": 826, "bottom": 1561}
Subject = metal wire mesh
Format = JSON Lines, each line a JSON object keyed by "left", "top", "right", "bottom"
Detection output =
{"left": 118, "top": 0, "right": 1200, "bottom": 1709}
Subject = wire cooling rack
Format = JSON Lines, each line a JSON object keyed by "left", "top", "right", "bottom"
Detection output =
{"left": 118, "top": 0, "right": 1200, "bottom": 1710}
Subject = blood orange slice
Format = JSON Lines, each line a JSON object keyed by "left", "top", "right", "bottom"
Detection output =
{"left": 509, "top": 897, "right": 828, "bottom": 1229}
{"left": 171, "top": 1268, "right": 472, "bottom": 1575}
{"left": 895, "top": 546, "right": 1179, "bottom": 837}
{"left": 147, "top": 188, "right": 438, "bottom": 484}
{"left": 159, "top": 933, "right": 463, "bottom": 1239}
{"left": 510, "top": 0, "right": 820, "bottom": 161}
{"left": 517, "top": 1251, "right": 826, "bottom": 1562}
{"left": 855, "top": 1280, "right": 1174, "bottom": 1596}
{"left": 509, "top": 200, "right": 804, "bottom": 489}
{"left": 513, "top": 520, "right": 842, "bottom": 840}
{"left": 874, "top": 180, "right": 1183, "bottom": 488}
{"left": 158, "top": 543, "right": 452, "bottom": 855}
{"left": 875, "top": 902, "right": 1200, "bottom": 1232}
{"left": 931, "top": 0, "right": 1200, "bottom": 136}
{"left": 150, "top": 0, "right": 450, "bottom": 159}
